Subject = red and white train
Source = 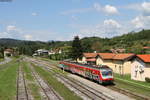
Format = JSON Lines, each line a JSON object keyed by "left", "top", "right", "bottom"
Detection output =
{"left": 59, "top": 61, "right": 114, "bottom": 84}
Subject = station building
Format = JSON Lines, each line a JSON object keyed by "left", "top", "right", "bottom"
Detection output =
{"left": 79, "top": 53, "right": 135, "bottom": 75}
{"left": 96, "top": 53, "right": 135, "bottom": 75}
{"left": 78, "top": 53, "right": 150, "bottom": 81}
{"left": 4, "top": 49, "right": 14, "bottom": 57}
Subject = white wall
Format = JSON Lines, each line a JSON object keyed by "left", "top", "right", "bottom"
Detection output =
{"left": 131, "top": 58, "right": 145, "bottom": 81}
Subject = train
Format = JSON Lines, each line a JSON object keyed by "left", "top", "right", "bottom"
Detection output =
{"left": 59, "top": 61, "right": 114, "bottom": 84}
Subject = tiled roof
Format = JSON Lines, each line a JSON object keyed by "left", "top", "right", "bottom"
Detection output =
{"left": 143, "top": 47, "right": 150, "bottom": 49}
{"left": 98, "top": 53, "right": 115, "bottom": 60}
{"left": 83, "top": 53, "right": 97, "bottom": 58}
{"left": 137, "top": 55, "right": 150, "bottom": 63}
{"left": 86, "top": 58, "right": 96, "bottom": 62}
{"left": 113, "top": 53, "right": 135, "bottom": 60}
{"left": 4, "top": 49, "right": 13, "bottom": 53}
{"left": 84, "top": 53, "right": 135, "bottom": 61}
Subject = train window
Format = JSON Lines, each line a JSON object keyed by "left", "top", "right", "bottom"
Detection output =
{"left": 102, "top": 70, "right": 112, "bottom": 76}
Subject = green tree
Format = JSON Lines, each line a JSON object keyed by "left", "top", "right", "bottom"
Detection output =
{"left": 71, "top": 36, "right": 83, "bottom": 61}
{"left": 0, "top": 47, "right": 4, "bottom": 58}
{"left": 91, "top": 41, "right": 102, "bottom": 52}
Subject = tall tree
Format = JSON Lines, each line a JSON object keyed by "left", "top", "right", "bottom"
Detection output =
{"left": 71, "top": 36, "right": 83, "bottom": 60}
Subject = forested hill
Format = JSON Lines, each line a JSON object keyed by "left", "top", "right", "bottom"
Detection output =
{"left": 0, "top": 29, "right": 150, "bottom": 55}
{"left": 0, "top": 38, "right": 48, "bottom": 47}
{"left": 0, "top": 38, "right": 50, "bottom": 55}
{"left": 80, "top": 29, "right": 150, "bottom": 53}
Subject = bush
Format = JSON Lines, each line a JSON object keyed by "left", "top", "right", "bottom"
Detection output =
{"left": 145, "top": 77, "right": 150, "bottom": 83}
{"left": 0, "top": 53, "right": 4, "bottom": 58}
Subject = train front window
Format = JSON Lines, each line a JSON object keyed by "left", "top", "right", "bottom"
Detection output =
{"left": 101, "top": 70, "right": 112, "bottom": 77}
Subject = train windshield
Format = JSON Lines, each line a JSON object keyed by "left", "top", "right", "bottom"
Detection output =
{"left": 101, "top": 69, "right": 112, "bottom": 77}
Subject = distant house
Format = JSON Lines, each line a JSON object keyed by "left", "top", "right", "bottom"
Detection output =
{"left": 4, "top": 49, "right": 14, "bottom": 57}
{"left": 97, "top": 53, "right": 135, "bottom": 75}
{"left": 110, "top": 48, "right": 125, "bottom": 53}
{"left": 33, "top": 49, "right": 49, "bottom": 56}
{"left": 131, "top": 55, "right": 150, "bottom": 81}
{"left": 143, "top": 46, "right": 150, "bottom": 49}
{"left": 143, "top": 46, "right": 150, "bottom": 54}
{"left": 49, "top": 48, "right": 62, "bottom": 55}
{"left": 48, "top": 50, "right": 55, "bottom": 55}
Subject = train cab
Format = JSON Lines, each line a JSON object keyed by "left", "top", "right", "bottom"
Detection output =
{"left": 99, "top": 66, "right": 114, "bottom": 83}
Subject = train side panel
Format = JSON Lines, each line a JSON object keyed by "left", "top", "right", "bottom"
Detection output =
{"left": 59, "top": 61, "right": 113, "bottom": 84}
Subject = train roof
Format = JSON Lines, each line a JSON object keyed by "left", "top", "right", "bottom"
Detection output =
{"left": 62, "top": 61, "right": 112, "bottom": 71}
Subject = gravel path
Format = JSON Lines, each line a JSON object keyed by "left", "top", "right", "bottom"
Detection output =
{"left": 25, "top": 57, "right": 136, "bottom": 100}
{"left": 0, "top": 57, "right": 12, "bottom": 65}
{"left": 68, "top": 74, "right": 135, "bottom": 100}
{"left": 29, "top": 64, "right": 63, "bottom": 100}
{"left": 17, "top": 66, "right": 29, "bottom": 100}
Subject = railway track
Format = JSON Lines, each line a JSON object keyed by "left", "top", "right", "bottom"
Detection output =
{"left": 29, "top": 63, "right": 63, "bottom": 100}
{"left": 106, "top": 85, "right": 150, "bottom": 100}
{"left": 32, "top": 58, "right": 150, "bottom": 100}
{"left": 56, "top": 74, "right": 114, "bottom": 100}
{"left": 17, "top": 65, "right": 29, "bottom": 100}
{"left": 29, "top": 58, "right": 114, "bottom": 100}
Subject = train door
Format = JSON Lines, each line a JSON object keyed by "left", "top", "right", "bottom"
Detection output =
{"left": 98, "top": 71, "right": 103, "bottom": 84}
{"left": 85, "top": 69, "right": 92, "bottom": 79}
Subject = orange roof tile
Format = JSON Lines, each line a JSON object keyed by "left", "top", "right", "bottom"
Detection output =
{"left": 113, "top": 53, "right": 135, "bottom": 60}
{"left": 143, "top": 47, "right": 150, "bottom": 49}
{"left": 4, "top": 49, "right": 13, "bottom": 53}
{"left": 137, "top": 55, "right": 150, "bottom": 63}
{"left": 83, "top": 53, "right": 97, "bottom": 58}
{"left": 84, "top": 53, "right": 135, "bottom": 61}
{"left": 86, "top": 58, "right": 96, "bottom": 62}
{"left": 98, "top": 53, "right": 115, "bottom": 60}
{"left": 98, "top": 53, "right": 135, "bottom": 60}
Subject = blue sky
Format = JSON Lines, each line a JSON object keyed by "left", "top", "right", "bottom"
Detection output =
{"left": 0, "top": 0, "right": 150, "bottom": 41}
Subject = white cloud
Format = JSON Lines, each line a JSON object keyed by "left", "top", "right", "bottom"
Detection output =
{"left": 124, "top": 2, "right": 150, "bottom": 29}
{"left": 31, "top": 12, "right": 38, "bottom": 16}
{"left": 131, "top": 15, "right": 150, "bottom": 29}
{"left": 70, "top": 19, "right": 123, "bottom": 38}
{"left": 6, "top": 25, "right": 17, "bottom": 32}
{"left": 103, "top": 5, "right": 118, "bottom": 15}
{"left": 104, "top": 19, "right": 121, "bottom": 28}
{"left": 141, "top": 2, "right": 150, "bottom": 16}
{"left": 131, "top": 16, "right": 144, "bottom": 28}
{"left": 0, "top": 25, "right": 65, "bottom": 41}
{"left": 125, "top": 2, "right": 150, "bottom": 16}
{"left": 61, "top": 3, "right": 118, "bottom": 16}
{"left": 93, "top": 3, "right": 101, "bottom": 11}
{"left": 24, "top": 34, "right": 33, "bottom": 40}
{"left": 93, "top": 3, "right": 118, "bottom": 15}
{"left": 0, "top": 32, "right": 11, "bottom": 38}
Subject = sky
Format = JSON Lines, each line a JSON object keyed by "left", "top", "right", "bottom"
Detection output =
{"left": 0, "top": 0, "right": 150, "bottom": 41}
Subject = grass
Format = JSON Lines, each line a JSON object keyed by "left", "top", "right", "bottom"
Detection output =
{"left": 22, "top": 61, "right": 42, "bottom": 100}
{"left": 36, "top": 57, "right": 68, "bottom": 75}
{"left": 0, "top": 59, "right": 19, "bottom": 100}
{"left": 32, "top": 63, "right": 82, "bottom": 100}
{"left": 114, "top": 73, "right": 150, "bottom": 98}
{"left": 114, "top": 73, "right": 150, "bottom": 88}
{"left": 0, "top": 58, "right": 4, "bottom": 62}
{"left": 37, "top": 57, "right": 59, "bottom": 65}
